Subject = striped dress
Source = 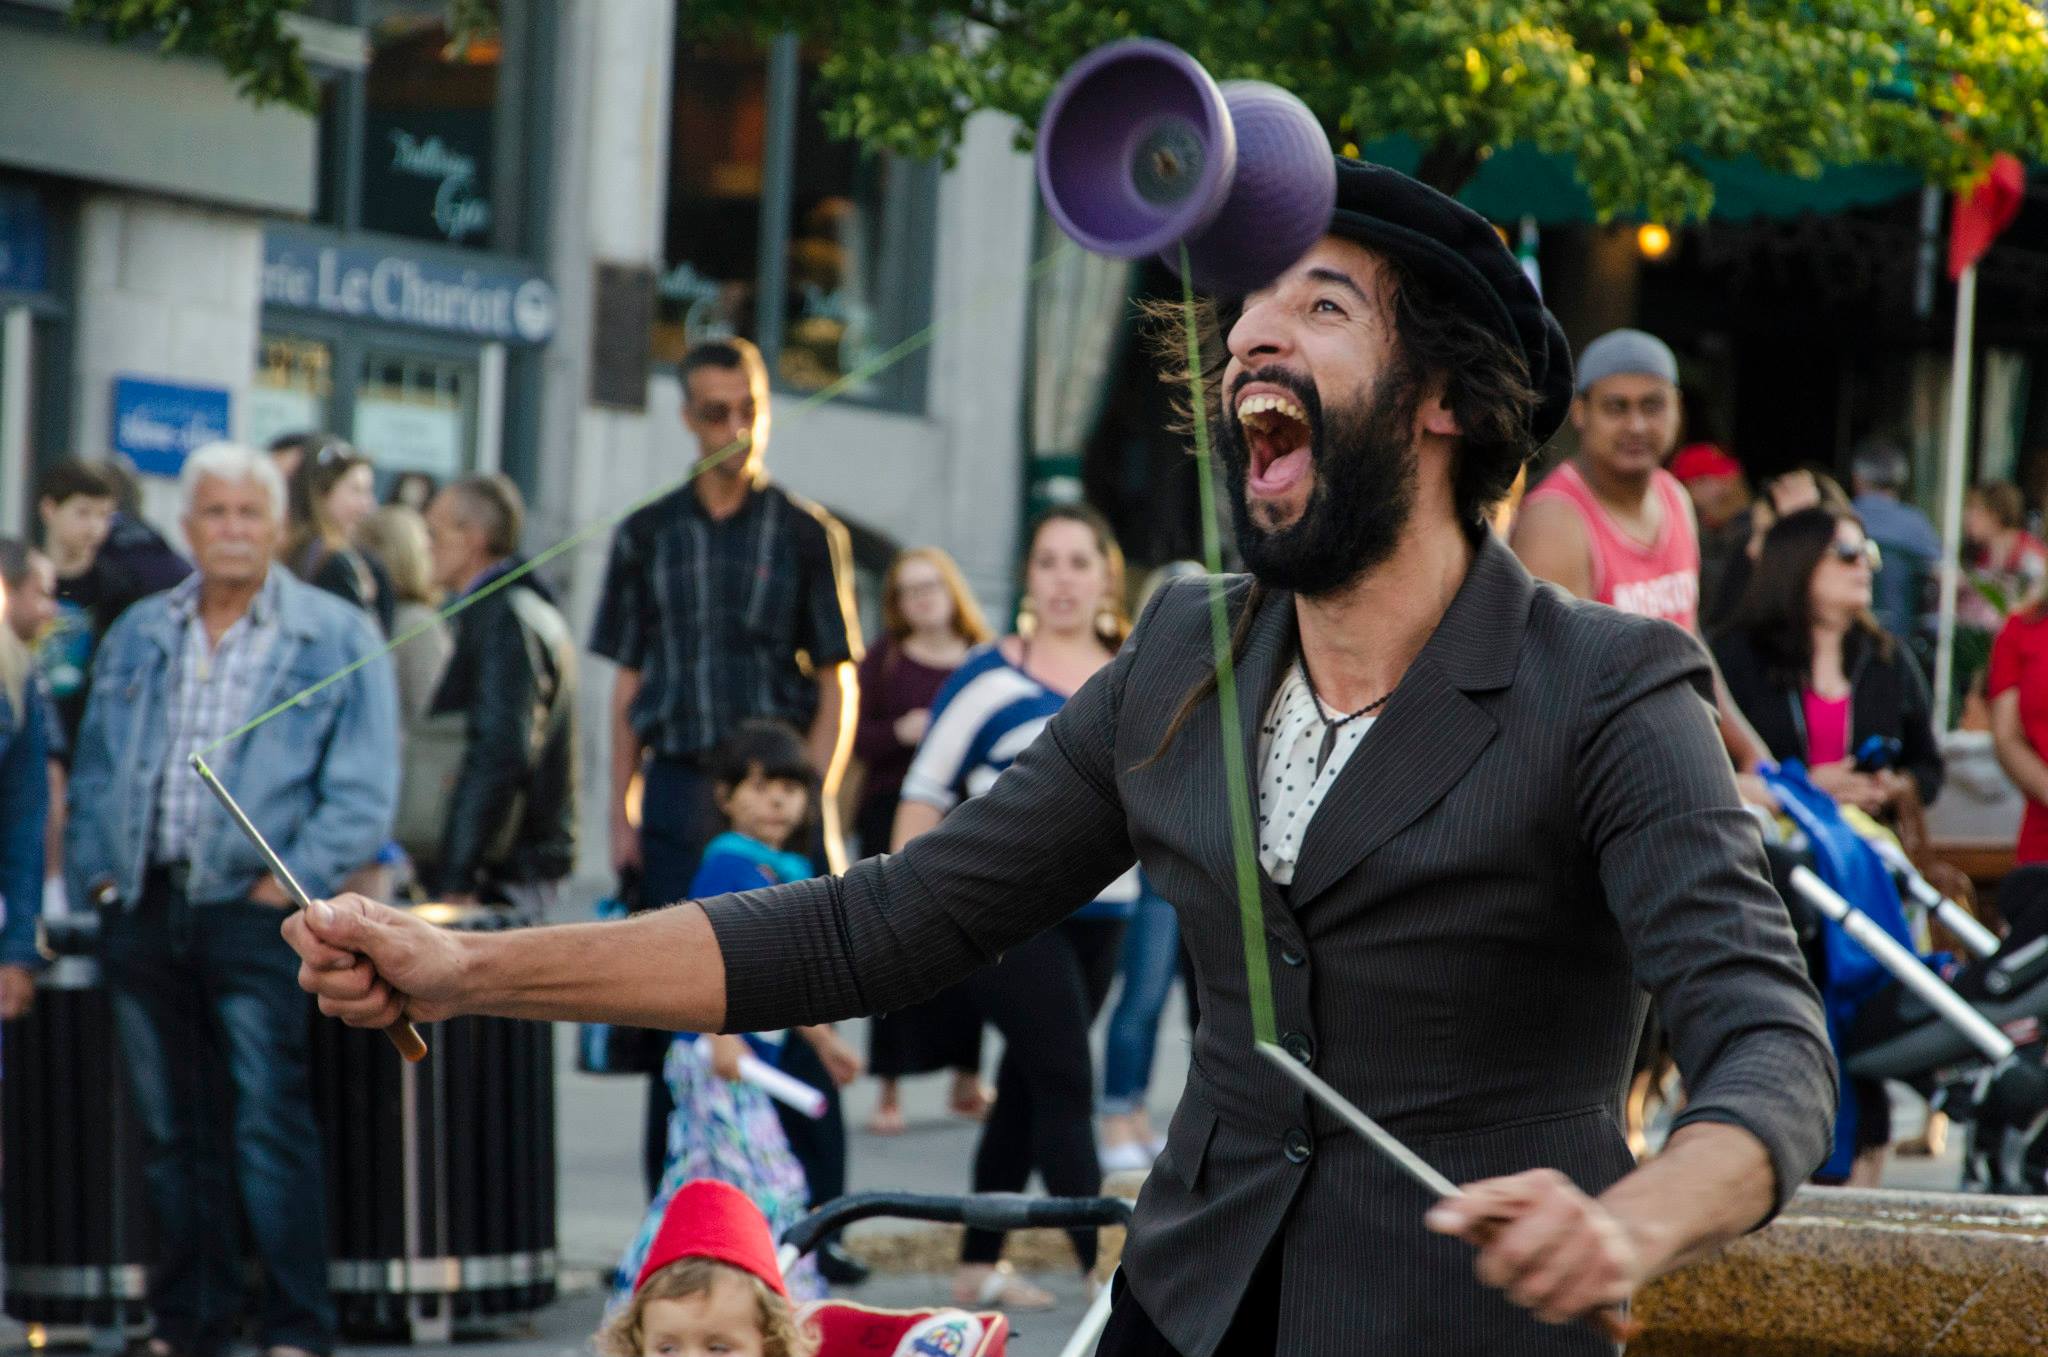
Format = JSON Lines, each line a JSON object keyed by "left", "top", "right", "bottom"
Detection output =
{"left": 902, "top": 644, "right": 1139, "bottom": 917}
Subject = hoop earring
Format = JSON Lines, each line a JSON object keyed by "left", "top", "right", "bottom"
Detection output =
{"left": 1096, "top": 605, "right": 1120, "bottom": 641}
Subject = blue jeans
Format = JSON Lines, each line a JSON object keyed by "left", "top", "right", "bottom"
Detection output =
{"left": 99, "top": 874, "right": 335, "bottom": 1357}
{"left": 1100, "top": 889, "right": 1182, "bottom": 1115}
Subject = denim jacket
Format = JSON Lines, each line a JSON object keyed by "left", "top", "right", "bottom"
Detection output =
{"left": 0, "top": 674, "right": 49, "bottom": 966}
{"left": 66, "top": 568, "right": 399, "bottom": 908}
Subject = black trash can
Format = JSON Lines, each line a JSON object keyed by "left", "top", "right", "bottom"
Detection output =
{"left": 2, "top": 951, "right": 153, "bottom": 1337}
{"left": 311, "top": 902, "right": 556, "bottom": 1342}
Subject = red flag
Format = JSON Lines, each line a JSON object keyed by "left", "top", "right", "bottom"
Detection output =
{"left": 1949, "top": 152, "right": 2026, "bottom": 280}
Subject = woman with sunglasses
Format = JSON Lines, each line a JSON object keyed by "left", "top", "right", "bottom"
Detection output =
{"left": 1711, "top": 505, "right": 1943, "bottom": 821}
{"left": 1711, "top": 504, "right": 1943, "bottom": 1185}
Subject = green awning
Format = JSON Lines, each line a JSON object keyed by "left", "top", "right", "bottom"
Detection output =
{"left": 1358, "top": 136, "right": 1923, "bottom": 224}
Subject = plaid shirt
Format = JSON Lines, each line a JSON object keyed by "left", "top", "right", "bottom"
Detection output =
{"left": 590, "top": 478, "right": 860, "bottom": 759}
{"left": 153, "top": 571, "right": 282, "bottom": 865}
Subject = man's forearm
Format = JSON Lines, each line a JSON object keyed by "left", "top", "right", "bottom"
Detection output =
{"left": 457, "top": 901, "right": 729, "bottom": 1029}
{"left": 1598, "top": 1121, "right": 1776, "bottom": 1279}
{"left": 610, "top": 669, "right": 645, "bottom": 819}
{"left": 808, "top": 663, "right": 856, "bottom": 792}
{"left": 1993, "top": 730, "right": 2048, "bottom": 806}
{"left": 1711, "top": 665, "right": 1766, "bottom": 773}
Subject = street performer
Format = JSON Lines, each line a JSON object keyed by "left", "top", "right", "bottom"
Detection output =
{"left": 282, "top": 157, "right": 1835, "bottom": 1356}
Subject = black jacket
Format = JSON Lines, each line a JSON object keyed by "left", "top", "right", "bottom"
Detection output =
{"left": 427, "top": 579, "right": 577, "bottom": 892}
{"left": 101, "top": 513, "right": 193, "bottom": 598}
{"left": 1711, "top": 623, "right": 1944, "bottom": 805}
{"left": 708, "top": 538, "right": 1835, "bottom": 1357}
{"left": 295, "top": 544, "right": 397, "bottom": 637}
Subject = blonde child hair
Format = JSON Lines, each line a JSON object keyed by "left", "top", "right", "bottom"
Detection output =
{"left": 596, "top": 1257, "right": 817, "bottom": 1357}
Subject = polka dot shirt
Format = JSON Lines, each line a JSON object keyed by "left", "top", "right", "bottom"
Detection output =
{"left": 1257, "top": 661, "right": 1377, "bottom": 886}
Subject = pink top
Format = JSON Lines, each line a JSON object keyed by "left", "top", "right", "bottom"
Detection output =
{"left": 1802, "top": 689, "right": 1851, "bottom": 767}
{"left": 1523, "top": 461, "right": 1701, "bottom": 632}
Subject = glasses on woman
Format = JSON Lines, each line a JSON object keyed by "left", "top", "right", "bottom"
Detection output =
{"left": 895, "top": 580, "right": 946, "bottom": 601}
{"left": 1829, "top": 537, "right": 1882, "bottom": 570}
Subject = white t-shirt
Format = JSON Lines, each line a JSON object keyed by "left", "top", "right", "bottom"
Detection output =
{"left": 1256, "top": 661, "right": 1378, "bottom": 886}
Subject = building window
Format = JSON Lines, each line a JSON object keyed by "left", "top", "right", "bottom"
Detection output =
{"left": 655, "top": 35, "right": 936, "bottom": 413}
{"left": 359, "top": 4, "right": 502, "bottom": 246}
{"left": 245, "top": 334, "right": 335, "bottom": 449}
{"left": 354, "top": 346, "right": 477, "bottom": 479}
{"left": 311, "top": 0, "right": 540, "bottom": 257}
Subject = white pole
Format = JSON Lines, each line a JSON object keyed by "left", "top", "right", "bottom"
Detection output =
{"left": 1789, "top": 867, "right": 2014, "bottom": 1062}
{"left": 1058, "top": 1278, "right": 1120, "bottom": 1357}
{"left": 1932, "top": 262, "right": 1979, "bottom": 728}
{"left": 0, "top": 305, "right": 29, "bottom": 535}
{"left": 476, "top": 340, "right": 506, "bottom": 476}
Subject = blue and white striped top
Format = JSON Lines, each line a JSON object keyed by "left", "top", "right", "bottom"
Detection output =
{"left": 900, "top": 643, "right": 1139, "bottom": 918}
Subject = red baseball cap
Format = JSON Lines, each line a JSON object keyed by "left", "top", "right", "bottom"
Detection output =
{"left": 634, "top": 1179, "right": 789, "bottom": 1299}
{"left": 1670, "top": 443, "right": 1742, "bottom": 484}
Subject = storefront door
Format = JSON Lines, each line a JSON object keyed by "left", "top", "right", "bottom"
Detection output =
{"left": 248, "top": 321, "right": 492, "bottom": 490}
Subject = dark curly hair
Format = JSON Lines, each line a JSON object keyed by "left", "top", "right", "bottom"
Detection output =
{"left": 1138, "top": 253, "right": 1540, "bottom": 764}
{"left": 1143, "top": 254, "right": 1539, "bottom": 531}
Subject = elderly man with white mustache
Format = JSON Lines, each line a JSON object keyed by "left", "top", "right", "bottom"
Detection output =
{"left": 66, "top": 442, "right": 398, "bottom": 1357}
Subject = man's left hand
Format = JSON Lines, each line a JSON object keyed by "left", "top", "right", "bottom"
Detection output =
{"left": 1425, "top": 1169, "right": 1646, "bottom": 1325}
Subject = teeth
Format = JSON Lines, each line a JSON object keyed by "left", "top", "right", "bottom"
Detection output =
{"left": 1236, "top": 392, "right": 1308, "bottom": 427}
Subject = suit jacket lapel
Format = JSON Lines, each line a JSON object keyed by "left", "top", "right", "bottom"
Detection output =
{"left": 1286, "top": 534, "right": 1535, "bottom": 911}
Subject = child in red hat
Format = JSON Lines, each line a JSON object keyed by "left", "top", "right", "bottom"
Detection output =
{"left": 597, "top": 1179, "right": 818, "bottom": 1357}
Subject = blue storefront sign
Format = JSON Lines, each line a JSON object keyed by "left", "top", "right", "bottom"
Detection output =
{"left": 261, "top": 229, "right": 556, "bottom": 344}
{"left": 0, "top": 184, "right": 49, "bottom": 295}
{"left": 113, "top": 376, "right": 231, "bottom": 477}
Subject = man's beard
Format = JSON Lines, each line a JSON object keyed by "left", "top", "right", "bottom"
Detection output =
{"left": 1220, "top": 362, "right": 1422, "bottom": 598}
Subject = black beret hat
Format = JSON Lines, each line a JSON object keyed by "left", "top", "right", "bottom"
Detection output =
{"left": 1324, "top": 156, "right": 1574, "bottom": 449}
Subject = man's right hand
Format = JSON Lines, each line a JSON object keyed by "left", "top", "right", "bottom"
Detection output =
{"left": 610, "top": 814, "right": 642, "bottom": 875}
{"left": 282, "top": 894, "right": 469, "bottom": 1027}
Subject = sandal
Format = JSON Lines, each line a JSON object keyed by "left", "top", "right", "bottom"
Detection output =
{"left": 953, "top": 1262, "right": 1058, "bottom": 1312}
{"left": 866, "top": 1102, "right": 906, "bottom": 1136}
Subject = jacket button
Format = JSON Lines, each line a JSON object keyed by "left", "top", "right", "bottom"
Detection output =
{"left": 1282, "top": 1031, "right": 1314, "bottom": 1066}
{"left": 1283, "top": 1127, "right": 1313, "bottom": 1165}
{"left": 1280, "top": 947, "right": 1305, "bottom": 967}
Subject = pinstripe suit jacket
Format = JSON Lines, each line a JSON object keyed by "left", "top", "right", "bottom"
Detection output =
{"left": 707, "top": 532, "right": 1837, "bottom": 1357}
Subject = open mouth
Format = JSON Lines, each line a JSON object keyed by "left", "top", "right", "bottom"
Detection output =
{"left": 1236, "top": 390, "right": 1314, "bottom": 496}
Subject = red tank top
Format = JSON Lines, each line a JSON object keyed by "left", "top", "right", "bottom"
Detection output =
{"left": 1523, "top": 460, "right": 1701, "bottom": 632}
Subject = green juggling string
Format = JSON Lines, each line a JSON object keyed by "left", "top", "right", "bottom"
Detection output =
{"left": 198, "top": 241, "right": 1079, "bottom": 759}
{"left": 194, "top": 231, "right": 1279, "bottom": 1049}
{"left": 1179, "top": 245, "right": 1277, "bottom": 1046}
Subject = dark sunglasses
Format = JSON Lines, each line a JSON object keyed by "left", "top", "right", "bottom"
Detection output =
{"left": 1829, "top": 537, "right": 1881, "bottom": 569}
{"left": 315, "top": 438, "right": 358, "bottom": 467}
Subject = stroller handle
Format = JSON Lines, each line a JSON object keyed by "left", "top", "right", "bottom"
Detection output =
{"left": 780, "top": 1191, "right": 1134, "bottom": 1257}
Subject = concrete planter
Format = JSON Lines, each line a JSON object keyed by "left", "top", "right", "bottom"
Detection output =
{"left": 1632, "top": 1187, "right": 2048, "bottom": 1356}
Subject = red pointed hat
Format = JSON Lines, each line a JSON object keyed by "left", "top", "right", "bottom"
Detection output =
{"left": 633, "top": 1179, "right": 788, "bottom": 1299}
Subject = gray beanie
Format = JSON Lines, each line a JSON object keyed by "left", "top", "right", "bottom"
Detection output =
{"left": 1574, "top": 328, "right": 1678, "bottom": 394}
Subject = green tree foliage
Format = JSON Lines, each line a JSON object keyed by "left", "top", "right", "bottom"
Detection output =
{"left": 69, "top": 0, "right": 318, "bottom": 108}
{"left": 70, "top": 0, "right": 2048, "bottom": 222}
{"left": 65, "top": 0, "right": 499, "bottom": 108}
